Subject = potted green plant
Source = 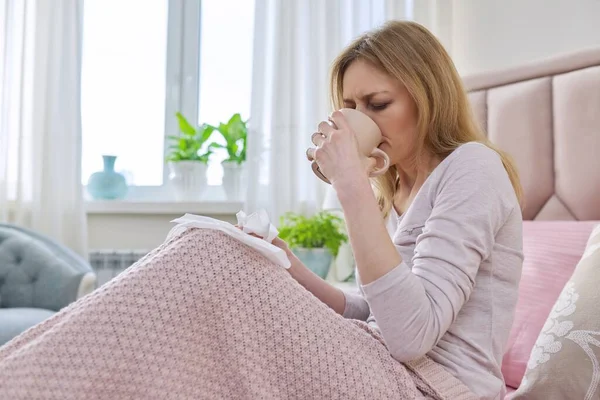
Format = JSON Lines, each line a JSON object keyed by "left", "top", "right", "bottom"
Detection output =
{"left": 278, "top": 211, "right": 348, "bottom": 279}
{"left": 166, "top": 112, "right": 215, "bottom": 201}
{"left": 210, "top": 113, "right": 247, "bottom": 200}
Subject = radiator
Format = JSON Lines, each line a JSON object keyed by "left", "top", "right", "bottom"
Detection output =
{"left": 89, "top": 250, "right": 149, "bottom": 287}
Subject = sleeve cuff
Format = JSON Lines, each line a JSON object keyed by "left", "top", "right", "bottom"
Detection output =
{"left": 342, "top": 290, "right": 371, "bottom": 320}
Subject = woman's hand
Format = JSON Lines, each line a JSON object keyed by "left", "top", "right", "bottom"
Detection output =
{"left": 234, "top": 225, "right": 293, "bottom": 256}
{"left": 270, "top": 237, "right": 293, "bottom": 255}
{"left": 306, "top": 110, "right": 376, "bottom": 186}
{"left": 235, "top": 224, "right": 347, "bottom": 314}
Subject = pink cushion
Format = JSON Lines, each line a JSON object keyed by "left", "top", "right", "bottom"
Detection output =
{"left": 501, "top": 221, "right": 598, "bottom": 389}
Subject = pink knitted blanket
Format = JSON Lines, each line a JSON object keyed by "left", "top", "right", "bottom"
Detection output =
{"left": 0, "top": 228, "right": 474, "bottom": 399}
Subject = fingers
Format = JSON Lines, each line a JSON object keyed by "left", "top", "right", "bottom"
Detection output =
{"left": 306, "top": 129, "right": 341, "bottom": 162}
{"left": 306, "top": 112, "right": 349, "bottom": 165}
{"left": 312, "top": 119, "right": 335, "bottom": 147}
{"left": 235, "top": 224, "right": 264, "bottom": 239}
{"left": 329, "top": 110, "right": 351, "bottom": 132}
{"left": 308, "top": 126, "right": 329, "bottom": 160}
{"left": 317, "top": 120, "right": 335, "bottom": 136}
{"left": 311, "top": 132, "right": 326, "bottom": 147}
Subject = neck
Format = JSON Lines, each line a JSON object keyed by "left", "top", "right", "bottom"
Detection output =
{"left": 395, "top": 152, "right": 441, "bottom": 193}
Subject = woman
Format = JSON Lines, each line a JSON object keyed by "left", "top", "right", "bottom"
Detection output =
{"left": 0, "top": 21, "right": 523, "bottom": 400}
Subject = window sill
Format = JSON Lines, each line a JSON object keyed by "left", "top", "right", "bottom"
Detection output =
{"left": 84, "top": 184, "right": 244, "bottom": 215}
{"left": 85, "top": 200, "right": 243, "bottom": 215}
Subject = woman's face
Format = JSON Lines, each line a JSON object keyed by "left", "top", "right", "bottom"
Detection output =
{"left": 341, "top": 59, "right": 419, "bottom": 167}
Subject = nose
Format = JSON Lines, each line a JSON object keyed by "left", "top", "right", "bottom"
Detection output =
{"left": 355, "top": 105, "right": 367, "bottom": 114}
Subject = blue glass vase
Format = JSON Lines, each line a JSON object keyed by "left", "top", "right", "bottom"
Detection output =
{"left": 87, "top": 155, "right": 128, "bottom": 200}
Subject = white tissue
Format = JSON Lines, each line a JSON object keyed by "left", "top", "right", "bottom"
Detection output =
{"left": 236, "top": 209, "right": 279, "bottom": 243}
{"left": 170, "top": 211, "right": 291, "bottom": 269}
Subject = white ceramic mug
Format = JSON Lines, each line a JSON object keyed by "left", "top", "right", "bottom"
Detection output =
{"left": 311, "top": 108, "right": 390, "bottom": 184}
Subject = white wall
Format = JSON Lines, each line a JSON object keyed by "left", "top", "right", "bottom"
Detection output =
{"left": 86, "top": 0, "right": 600, "bottom": 252}
{"left": 87, "top": 213, "right": 236, "bottom": 251}
{"left": 451, "top": 0, "right": 600, "bottom": 75}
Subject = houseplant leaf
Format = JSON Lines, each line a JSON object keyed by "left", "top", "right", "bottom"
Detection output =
{"left": 166, "top": 112, "right": 217, "bottom": 165}
{"left": 278, "top": 211, "right": 348, "bottom": 257}
{"left": 176, "top": 112, "right": 197, "bottom": 136}
{"left": 214, "top": 113, "right": 248, "bottom": 164}
{"left": 198, "top": 124, "right": 216, "bottom": 144}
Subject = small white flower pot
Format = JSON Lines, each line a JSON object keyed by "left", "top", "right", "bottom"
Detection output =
{"left": 222, "top": 161, "right": 244, "bottom": 200}
{"left": 168, "top": 161, "right": 208, "bottom": 201}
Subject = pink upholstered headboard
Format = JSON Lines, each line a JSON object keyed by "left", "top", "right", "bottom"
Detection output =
{"left": 463, "top": 48, "right": 600, "bottom": 221}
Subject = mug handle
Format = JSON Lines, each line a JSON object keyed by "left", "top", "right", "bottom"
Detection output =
{"left": 368, "top": 148, "right": 390, "bottom": 177}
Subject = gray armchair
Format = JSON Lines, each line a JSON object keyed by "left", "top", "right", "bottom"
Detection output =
{"left": 0, "top": 224, "right": 96, "bottom": 346}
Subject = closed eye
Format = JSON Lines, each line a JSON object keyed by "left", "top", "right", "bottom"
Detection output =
{"left": 370, "top": 103, "right": 389, "bottom": 111}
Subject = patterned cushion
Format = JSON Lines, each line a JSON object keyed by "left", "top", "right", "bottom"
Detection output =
{"left": 512, "top": 224, "right": 600, "bottom": 399}
{"left": 501, "top": 221, "right": 597, "bottom": 388}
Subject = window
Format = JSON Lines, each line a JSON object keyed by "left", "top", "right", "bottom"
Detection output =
{"left": 81, "top": 0, "right": 255, "bottom": 199}
{"left": 199, "top": 0, "right": 255, "bottom": 185}
{"left": 81, "top": 0, "right": 168, "bottom": 187}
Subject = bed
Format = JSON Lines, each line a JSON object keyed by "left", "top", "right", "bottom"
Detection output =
{"left": 463, "top": 47, "right": 600, "bottom": 398}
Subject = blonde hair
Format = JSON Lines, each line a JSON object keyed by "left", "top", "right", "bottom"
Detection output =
{"left": 330, "top": 21, "right": 523, "bottom": 217}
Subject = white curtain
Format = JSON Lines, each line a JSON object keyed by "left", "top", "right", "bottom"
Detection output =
{"left": 246, "top": 0, "right": 454, "bottom": 280}
{"left": 246, "top": 0, "right": 412, "bottom": 224}
{"left": 412, "top": 0, "right": 454, "bottom": 55}
{"left": 0, "top": 0, "right": 88, "bottom": 257}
